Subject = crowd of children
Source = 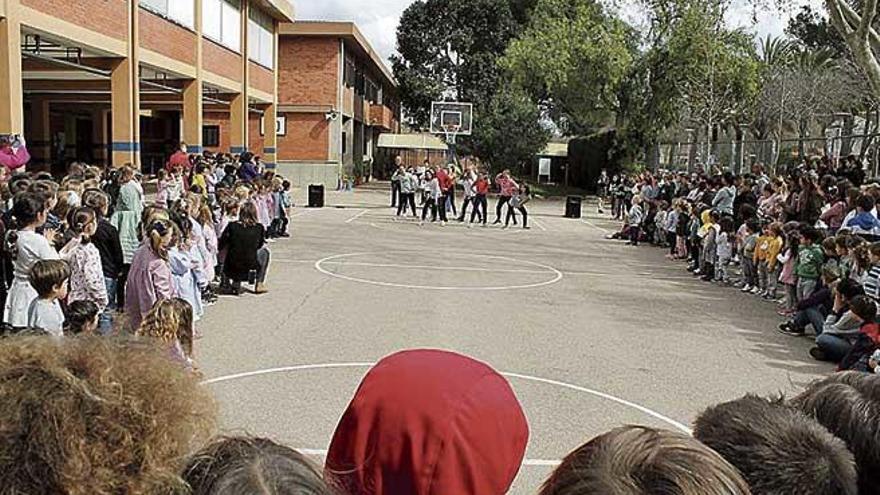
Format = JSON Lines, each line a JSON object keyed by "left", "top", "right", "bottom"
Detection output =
{"left": 2, "top": 338, "right": 877, "bottom": 495}
{"left": 390, "top": 158, "right": 532, "bottom": 229}
{"left": 606, "top": 157, "right": 880, "bottom": 373}
{"left": 0, "top": 143, "right": 292, "bottom": 373}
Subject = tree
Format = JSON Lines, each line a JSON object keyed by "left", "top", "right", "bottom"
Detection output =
{"left": 824, "top": 0, "right": 880, "bottom": 96}
{"left": 469, "top": 84, "right": 551, "bottom": 173}
{"left": 391, "top": 0, "right": 521, "bottom": 128}
{"left": 501, "top": 0, "right": 635, "bottom": 135}
{"left": 786, "top": 4, "right": 848, "bottom": 56}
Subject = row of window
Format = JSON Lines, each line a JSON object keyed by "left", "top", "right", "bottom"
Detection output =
{"left": 202, "top": 117, "right": 287, "bottom": 147}
{"left": 140, "top": 0, "right": 274, "bottom": 69}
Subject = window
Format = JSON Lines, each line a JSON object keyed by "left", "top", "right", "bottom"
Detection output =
{"left": 248, "top": 8, "right": 274, "bottom": 69}
{"left": 203, "top": 0, "right": 241, "bottom": 52}
{"left": 259, "top": 116, "right": 286, "bottom": 136}
{"left": 203, "top": 125, "right": 220, "bottom": 148}
{"left": 140, "top": 0, "right": 195, "bottom": 29}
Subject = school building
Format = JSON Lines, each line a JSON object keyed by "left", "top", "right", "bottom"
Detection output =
{"left": 0, "top": 0, "right": 294, "bottom": 174}
{"left": 272, "top": 21, "right": 400, "bottom": 185}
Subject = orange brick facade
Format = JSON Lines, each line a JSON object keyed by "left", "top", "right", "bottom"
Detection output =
{"left": 21, "top": 0, "right": 128, "bottom": 41}
{"left": 203, "top": 112, "right": 231, "bottom": 153}
{"left": 277, "top": 37, "right": 338, "bottom": 106}
{"left": 203, "top": 39, "right": 243, "bottom": 83}
{"left": 139, "top": 9, "right": 197, "bottom": 65}
{"left": 249, "top": 62, "right": 274, "bottom": 95}
{"left": 278, "top": 113, "right": 330, "bottom": 161}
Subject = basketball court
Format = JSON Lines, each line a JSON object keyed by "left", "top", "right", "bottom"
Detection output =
{"left": 197, "top": 188, "right": 831, "bottom": 494}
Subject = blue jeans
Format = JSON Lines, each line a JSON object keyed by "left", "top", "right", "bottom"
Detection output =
{"left": 100, "top": 276, "right": 118, "bottom": 335}
{"left": 816, "top": 334, "right": 852, "bottom": 363}
{"left": 793, "top": 307, "right": 826, "bottom": 335}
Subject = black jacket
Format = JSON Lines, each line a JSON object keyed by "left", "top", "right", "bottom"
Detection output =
{"left": 93, "top": 218, "right": 124, "bottom": 277}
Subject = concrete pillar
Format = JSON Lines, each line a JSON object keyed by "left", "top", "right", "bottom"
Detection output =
{"left": 184, "top": 0, "right": 203, "bottom": 154}
{"left": 111, "top": 0, "right": 140, "bottom": 168}
{"left": 0, "top": 5, "right": 23, "bottom": 134}
{"left": 263, "top": 103, "right": 276, "bottom": 169}
{"left": 29, "top": 98, "right": 51, "bottom": 167}
{"left": 182, "top": 79, "right": 203, "bottom": 153}
{"left": 229, "top": 92, "right": 246, "bottom": 154}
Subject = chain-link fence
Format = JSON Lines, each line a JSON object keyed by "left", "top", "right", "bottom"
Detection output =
{"left": 660, "top": 133, "right": 880, "bottom": 176}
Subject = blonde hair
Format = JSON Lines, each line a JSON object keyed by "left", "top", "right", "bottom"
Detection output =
{"left": 137, "top": 299, "right": 182, "bottom": 345}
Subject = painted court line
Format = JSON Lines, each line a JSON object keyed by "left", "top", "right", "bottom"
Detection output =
{"left": 318, "top": 260, "right": 552, "bottom": 275}
{"left": 532, "top": 218, "right": 548, "bottom": 231}
{"left": 581, "top": 218, "right": 610, "bottom": 234}
{"left": 345, "top": 209, "right": 369, "bottom": 224}
{"left": 202, "top": 362, "right": 692, "bottom": 467}
{"left": 314, "top": 252, "right": 563, "bottom": 291}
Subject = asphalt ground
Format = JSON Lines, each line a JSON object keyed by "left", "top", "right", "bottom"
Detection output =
{"left": 197, "top": 187, "right": 831, "bottom": 494}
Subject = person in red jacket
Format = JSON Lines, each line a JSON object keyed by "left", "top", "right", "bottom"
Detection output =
{"left": 469, "top": 172, "right": 490, "bottom": 227}
{"left": 325, "top": 349, "right": 529, "bottom": 495}
{"left": 166, "top": 142, "right": 191, "bottom": 175}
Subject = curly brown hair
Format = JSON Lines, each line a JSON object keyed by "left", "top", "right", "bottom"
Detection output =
{"left": 0, "top": 336, "right": 217, "bottom": 494}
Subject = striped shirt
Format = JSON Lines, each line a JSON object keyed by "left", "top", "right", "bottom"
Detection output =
{"left": 864, "top": 266, "right": 880, "bottom": 302}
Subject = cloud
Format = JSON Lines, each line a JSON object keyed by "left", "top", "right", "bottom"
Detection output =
{"left": 296, "top": 0, "right": 416, "bottom": 65}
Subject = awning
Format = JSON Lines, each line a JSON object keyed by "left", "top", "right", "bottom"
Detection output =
{"left": 539, "top": 142, "right": 569, "bottom": 157}
{"left": 377, "top": 133, "right": 448, "bottom": 151}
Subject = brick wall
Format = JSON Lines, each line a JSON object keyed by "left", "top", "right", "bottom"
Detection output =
{"left": 203, "top": 112, "right": 230, "bottom": 153}
{"left": 139, "top": 9, "right": 196, "bottom": 65}
{"left": 203, "top": 39, "right": 243, "bottom": 83}
{"left": 22, "top": 0, "right": 128, "bottom": 41}
{"left": 278, "top": 113, "right": 329, "bottom": 161}
{"left": 249, "top": 62, "right": 274, "bottom": 95}
{"left": 277, "top": 37, "right": 338, "bottom": 106}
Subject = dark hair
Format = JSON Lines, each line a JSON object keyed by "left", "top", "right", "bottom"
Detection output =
{"left": 790, "top": 372, "right": 880, "bottom": 492}
{"left": 11, "top": 193, "right": 46, "bottom": 229}
{"left": 183, "top": 436, "right": 333, "bottom": 495}
{"left": 745, "top": 219, "right": 760, "bottom": 234}
{"left": 857, "top": 194, "right": 876, "bottom": 212}
{"left": 282, "top": 180, "right": 291, "bottom": 190}
{"left": 29, "top": 260, "right": 70, "bottom": 298}
{"left": 67, "top": 207, "right": 96, "bottom": 244}
{"left": 539, "top": 426, "right": 751, "bottom": 495}
{"left": 694, "top": 395, "right": 857, "bottom": 495}
{"left": 800, "top": 225, "right": 822, "bottom": 244}
{"left": 849, "top": 295, "right": 877, "bottom": 322}
{"left": 239, "top": 201, "right": 259, "bottom": 227}
{"left": 718, "top": 216, "right": 735, "bottom": 234}
{"left": 64, "top": 300, "right": 99, "bottom": 335}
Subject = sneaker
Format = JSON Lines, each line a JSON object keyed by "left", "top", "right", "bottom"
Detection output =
{"left": 809, "top": 347, "right": 829, "bottom": 361}
{"left": 778, "top": 322, "right": 805, "bottom": 336}
{"left": 741, "top": 284, "right": 752, "bottom": 292}
{"left": 776, "top": 308, "right": 793, "bottom": 317}
{"left": 750, "top": 287, "right": 761, "bottom": 294}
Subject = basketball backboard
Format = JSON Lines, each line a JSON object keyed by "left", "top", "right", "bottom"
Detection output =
{"left": 430, "top": 102, "right": 473, "bottom": 136}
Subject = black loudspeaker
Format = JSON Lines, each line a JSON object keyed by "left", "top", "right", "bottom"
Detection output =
{"left": 308, "top": 184, "right": 325, "bottom": 208}
{"left": 565, "top": 195, "right": 582, "bottom": 219}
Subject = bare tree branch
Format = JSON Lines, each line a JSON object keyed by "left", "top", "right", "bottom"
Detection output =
{"left": 857, "top": 0, "right": 880, "bottom": 44}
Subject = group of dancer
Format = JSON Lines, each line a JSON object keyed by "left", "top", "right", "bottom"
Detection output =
{"left": 390, "top": 157, "right": 532, "bottom": 229}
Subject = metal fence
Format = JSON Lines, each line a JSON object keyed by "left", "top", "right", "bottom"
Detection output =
{"left": 660, "top": 133, "right": 880, "bottom": 176}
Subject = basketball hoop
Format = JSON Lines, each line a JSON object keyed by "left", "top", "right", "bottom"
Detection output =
{"left": 442, "top": 124, "right": 461, "bottom": 145}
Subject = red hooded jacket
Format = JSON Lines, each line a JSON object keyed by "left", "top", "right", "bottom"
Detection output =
{"left": 325, "top": 349, "right": 529, "bottom": 495}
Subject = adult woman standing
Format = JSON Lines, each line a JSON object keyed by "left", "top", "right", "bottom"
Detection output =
{"left": 124, "top": 218, "right": 176, "bottom": 332}
{"left": 219, "top": 201, "right": 270, "bottom": 295}
{"left": 3, "top": 193, "right": 59, "bottom": 327}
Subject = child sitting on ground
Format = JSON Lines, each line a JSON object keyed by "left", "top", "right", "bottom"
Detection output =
{"left": 27, "top": 259, "right": 70, "bottom": 337}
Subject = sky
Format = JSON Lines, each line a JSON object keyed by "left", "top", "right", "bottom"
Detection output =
{"left": 296, "top": 0, "right": 827, "bottom": 67}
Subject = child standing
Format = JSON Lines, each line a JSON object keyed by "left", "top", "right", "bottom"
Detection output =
{"left": 664, "top": 201, "right": 679, "bottom": 258}
{"left": 777, "top": 225, "right": 801, "bottom": 315}
{"left": 796, "top": 226, "right": 825, "bottom": 302}
{"left": 674, "top": 201, "right": 690, "bottom": 260}
{"left": 754, "top": 222, "right": 783, "bottom": 299}
{"left": 715, "top": 217, "right": 734, "bottom": 284}
{"left": 137, "top": 298, "right": 196, "bottom": 373}
{"left": 156, "top": 169, "right": 170, "bottom": 208}
{"left": 61, "top": 207, "right": 109, "bottom": 330}
{"left": 740, "top": 219, "right": 760, "bottom": 293}
{"left": 699, "top": 211, "right": 720, "bottom": 281}
{"left": 27, "top": 259, "right": 70, "bottom": 336}
{"left": 626, "top": 197, "right": 644, "bottom": 246}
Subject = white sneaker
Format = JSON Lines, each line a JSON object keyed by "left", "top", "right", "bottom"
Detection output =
{"left": 750, "top": 287, "right": 761, "bottom": 294}
{"left": 741, "top": 285, "right": 751, "bottom": 292}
